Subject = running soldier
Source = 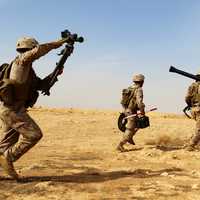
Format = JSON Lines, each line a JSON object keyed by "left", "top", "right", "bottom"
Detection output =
{"left": 0, "top": 36, "right": 69, "bottom": 179}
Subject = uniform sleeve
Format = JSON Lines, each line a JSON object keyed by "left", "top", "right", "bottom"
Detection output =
{"left": 185, "top": 84, "right": 195, "bottom": 106}
{"left": 136, "top": 87, "right": 145, "bottom": 113}
{"left": 20, "top": 39, "right": 66, "bottom": 65}
{"left": 37, "top": 72, "right": 58, "bottom": 91}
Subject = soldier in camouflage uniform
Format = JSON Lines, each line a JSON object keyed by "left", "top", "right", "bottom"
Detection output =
{"left": 0, "top": 36, "right": 69, "bottom": 179}
{"left": 117, "top": 74, "right": 145, "bottom": 152}
{"left": 185, "top": 73, "right": 200, "bottom": 151}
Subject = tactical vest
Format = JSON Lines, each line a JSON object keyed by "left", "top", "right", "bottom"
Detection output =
{"left": 0, "top": 63, "right": 15, "bottom": 105}
{"left": 121, "top": 86, "right": 137, "bottom": 109}
{"left": 191, "top": 82, "right": 200, "bottom": 106}
{"left": 0, "top": 62, "right": 39, "bottom": 107}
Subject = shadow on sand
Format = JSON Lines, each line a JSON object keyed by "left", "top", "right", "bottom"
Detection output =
{"left": 0, "top": 167, "right": 186, "bottom": 183}
{"left": 155, "top": 145, "right": 183, "bottom": 151}
{"left": 118, "top": 147, "right": 144, "bottom": 153}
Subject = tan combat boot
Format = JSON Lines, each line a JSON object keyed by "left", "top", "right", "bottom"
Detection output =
{"left": 184, "top": 144, "right": 196, "bottom": 151}
{"left": 116, "top": 142, "right": 127, "bottom": 152}
{"left": 127, "top": 138, "right": 135, "bottom": 145}
{"left": 0, "top": 155, "right": 19, "bottom": 180}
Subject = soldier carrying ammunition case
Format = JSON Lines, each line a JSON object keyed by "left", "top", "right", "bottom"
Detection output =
{"left": 117, "top": 74, "right": 145, "bottom": 152}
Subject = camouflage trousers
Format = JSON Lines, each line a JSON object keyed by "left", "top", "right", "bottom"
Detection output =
{"left": 0, "top": 104, "right": 42, "bottom": 162}
{"left": 120, "top": 116, "right": 138, "bottom": 144}
{"left": 189, "top": 107, "right": 200, "bottom": 146}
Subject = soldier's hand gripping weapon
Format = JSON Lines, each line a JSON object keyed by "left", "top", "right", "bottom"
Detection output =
{"left": 125, "top": 107, "right": 157, "bottom": 119}
{"left": 117, "top": 107, "right": 157, "bottom": 132}
{"left": 41, "top": 30, "right": 84, "bottom": 96}
{"left": 183, "top": 105, "right": 192, "bottom": 119}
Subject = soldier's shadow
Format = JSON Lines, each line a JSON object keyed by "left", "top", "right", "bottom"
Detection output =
{"left": 155, "top": 145, "right": 183, "bottom": 151}
{"left": 0, "top": 167, "right": 186, "bottom": 183}
{"left": 122, "top": 147, "right": 143, "bottom": 152}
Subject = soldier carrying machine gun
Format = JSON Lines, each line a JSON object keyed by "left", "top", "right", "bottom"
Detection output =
{"left": 169, "top": 66, "right": 200, "bottom": 118}
{"left": 41, "top": 29, "right": 84, "bottom": 96}
{"left": 169, "top": 65, "right": 200, "bottom": 151}
{"left": 0, "top": 29, "right": 84, "bottom": 180}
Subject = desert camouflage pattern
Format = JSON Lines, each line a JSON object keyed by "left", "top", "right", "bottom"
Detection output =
{"left": 0, "top": 39, "right": 66, "bottom": 162}
{"left": 119, "top": 83, "right": 145, "bottom": 146}
{"left": 16, "top": 37, "right": 39, "bottom": 50}
{"left": 10, "top": 40, "right": 64, "bottom": 84}
{"left": 185, "top": 82, "right": 200, "bottom": 107}
{"left": 127, "top": 84, "right": 145, "bottom": 113}
{"left": 189, "top": 107, "right": 200, "bottom": 146}
{"left": 122, "top": 115, "right": 138, "bottom": 143}
{"left": 185, "top": 82, "right": 200, "bottom": 147}
{"left": 0, "top": 103, "right": 42, "bottom": 162}
{"left": 132, "top": 74, "right": 145, "bottom": 82}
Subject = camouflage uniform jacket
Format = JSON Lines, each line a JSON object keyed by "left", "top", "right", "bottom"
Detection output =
{"left": 185, "top": 82, "right": 200, "bottom": 107}
{"left": 127, "top": 84, "right": 145, "bottom": 114}
{"left": 6, "top": 40, "right": 64, "bottom": 111}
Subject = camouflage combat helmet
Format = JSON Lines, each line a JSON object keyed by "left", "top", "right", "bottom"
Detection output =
{"left": 16, "top": 37, "right": 39, "bottom": 51}
{"left": 132, "top": 74, "right": 145, "bottom": 82}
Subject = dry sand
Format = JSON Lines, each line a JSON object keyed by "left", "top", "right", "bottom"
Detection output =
{"left": 0, "top": 107, "right": 200, "bottom": 200}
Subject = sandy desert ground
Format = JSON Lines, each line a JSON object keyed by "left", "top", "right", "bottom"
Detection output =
{"left": 0, "top": 107, "right": 200, "bottom": 200}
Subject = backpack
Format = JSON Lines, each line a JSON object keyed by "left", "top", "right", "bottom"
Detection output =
{"left": 120, "top": 86, "right": 137, "bottom": 109}
{"left": 0, "top": 63, "right": 12, "bottom": 80}
{"left": 0, "top": 62, "right": 36, "bottom": 107}
{"left": 0, "top": 63, "right": 15, "bottom": 105}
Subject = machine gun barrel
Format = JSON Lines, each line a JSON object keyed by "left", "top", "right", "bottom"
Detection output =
{"left": 169, "top": 66, "right": 200, "bottom": 81}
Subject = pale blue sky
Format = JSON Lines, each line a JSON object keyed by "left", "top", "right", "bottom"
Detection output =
{"left": 1, "top": 0, "right": 200, "bottom": 112}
